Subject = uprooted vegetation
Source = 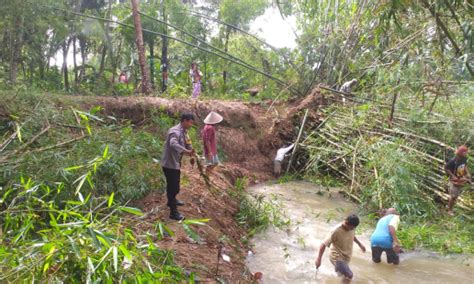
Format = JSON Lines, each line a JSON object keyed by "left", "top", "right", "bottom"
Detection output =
{"left": 0, "top": 83, "right": 473, "bottom": 284}
{"left": 299, "top": 87, "right": 474, "bottom": 253}
{"left": 0, "top": 90, "right": 310, "bottom": 282}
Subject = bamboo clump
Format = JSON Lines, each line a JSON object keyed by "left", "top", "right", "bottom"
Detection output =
{"left": 299, "top": 105, "right": 473, "bottom": 212}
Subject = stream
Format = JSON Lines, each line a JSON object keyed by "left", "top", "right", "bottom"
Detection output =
{"left": 245, "top": 181, "right": 473, "bottom": 283}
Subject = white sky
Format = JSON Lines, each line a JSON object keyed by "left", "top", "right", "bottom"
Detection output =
{"left": 52, "top": 6, "right": 297, "bottom": 67}
{"left": 250, "top": 6, "right": 297, "bottom": 49}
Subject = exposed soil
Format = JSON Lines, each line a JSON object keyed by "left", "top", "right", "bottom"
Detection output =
{"left": 65, "top": 89, "right": 323, "bottom": 282}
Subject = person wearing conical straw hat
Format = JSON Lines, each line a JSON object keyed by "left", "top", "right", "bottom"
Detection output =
{"left": 201, "top": 111, "right": 223, "bottom": 174}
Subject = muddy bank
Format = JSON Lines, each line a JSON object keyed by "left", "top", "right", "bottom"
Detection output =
{"left": 66, "top": 93, "right": 323, "bottom": 176}
{"left": 56, "top": 93, "right": 323, "bottom": 282}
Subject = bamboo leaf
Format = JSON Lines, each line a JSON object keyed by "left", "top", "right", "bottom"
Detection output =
{"left": 73, "top": 173, "right": 88, "bottom": 195}
{"left": 182, "top": 224, "right": 200, "bottom": 242}
{"left": 103, "top": 144, "right": 109, "bottom": 158}
{"left": 119, "top": 244, "right": 131, "bottom": 260}
{"left": 113, "top": 246, "right": 118, "bottom": 273}
{"left": 118, "top": 206, "right": 144, "bottom": 216}
{"left": 67, "top": 236, "right": 81, "bottom": 258}
{"left": 64, "top": 165, "right": 85, "bottom": 171}
{"left": 183, "top": 218, "right": 210, "bottom": 226}
{"left": 15, "top": 122, "right": 22, "bottom": 142}
{"left": 108, "top": 192, "right": 115, "bottom": 207}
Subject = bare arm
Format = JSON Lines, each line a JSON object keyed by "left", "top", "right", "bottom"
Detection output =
{"left": 315, "top": 244, "right": 326, "bottom": 269}
{"left": 354, "top": 236, "right": 366, "bottom": 253}
{"left": 389, "top": 225, "right": 401, "bottom": 253}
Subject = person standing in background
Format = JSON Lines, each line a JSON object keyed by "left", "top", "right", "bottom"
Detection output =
{"left": 190, "top": 62, "right": 202, "bottom": 99}
{"left": 201, "top": 111, "right": 223, "bottom": 174}
{"left": 445, "top": 145, "right": 471, "bottom": 215}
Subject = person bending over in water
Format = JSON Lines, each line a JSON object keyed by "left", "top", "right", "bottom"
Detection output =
{"left": 370, "top": 207, "right": 401, "bottom": 265}
{"left": 316, "top": 214, "right": 366, "bottom": 283}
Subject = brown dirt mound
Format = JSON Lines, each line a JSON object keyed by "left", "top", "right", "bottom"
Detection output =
{"left": 67, "top": 93, "right": 322, "bottom": 282}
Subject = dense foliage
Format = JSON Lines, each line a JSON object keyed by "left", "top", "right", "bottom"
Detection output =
{"left": 0, "top": 0, "right": 473, "bottom": 280}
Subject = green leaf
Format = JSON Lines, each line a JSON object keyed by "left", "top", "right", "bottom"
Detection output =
{"left": 155, "top": 222, "right": 174, "bottom": 239}
{"left": 108, "top": 192, "right": 115, "bottom": 208}
{"left": 182, "top": 224, "right": 200, "bottom": 242}
{"left": 88, "top": 227, "right": 101, "bottom": 248}
{"left": 15, "top": 122, "right": 22, "bottom": 142}
{"left": 103, "top": 144, "right": 109, "bottom": 158}
{"left": 67, "top": 236, "right": 81, "bottom": 258}
{"left": 43, "top": 261, "right": 50, "bottom": 273}
{"left": 90, "top": 105, "right": 103, "bottom": 115}
{"left": 95, "top": 247, "right": 113, "bottom": 271}
{"left": 183, "top": 218, "right": 210, "bottom": 226}
{"left": 119, "top": 244, "right": 131, "bottom": 260}
{"left": 118, "top": 206, "right": 144, "bottom": 216}
{"left": 73, "top": 173, "right": 88, "bottom": 195}
{"left": 87, "top": 257, "right": 95, "bottom": 273}
{"left": 64, "top": 165, "right": 85, "bottom": 172}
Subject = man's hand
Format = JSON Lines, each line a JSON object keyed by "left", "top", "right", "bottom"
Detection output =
{"left": 453, "top": 178, "right": 467, "bottom": 186}
{"left": 315, "top": 258, "right": 322, "bottom": 269}
{"left": 393, "top": 243, "right": 401, "bottom": 254}
{"left": 184, "top": 149, "right": 195, "bottom": 156}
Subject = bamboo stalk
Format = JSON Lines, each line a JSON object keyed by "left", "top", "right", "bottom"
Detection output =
{"left": 350, "top": 137, "right": 363, "bottom": 194}
{"left": 287, "top": 109, "right": 309, "bottom": 173}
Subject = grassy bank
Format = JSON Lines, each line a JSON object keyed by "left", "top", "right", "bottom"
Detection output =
{"left": 0, "top": 91, "right": 194, "bottom": 282}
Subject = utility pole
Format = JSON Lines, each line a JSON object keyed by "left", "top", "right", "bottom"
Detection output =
{"left": 130, "top": 0, "right": 151, "bottom": 94}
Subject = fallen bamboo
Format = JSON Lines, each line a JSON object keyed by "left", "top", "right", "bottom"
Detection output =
{"left": 286, "top": 109, "right": 309, "bottom": 173}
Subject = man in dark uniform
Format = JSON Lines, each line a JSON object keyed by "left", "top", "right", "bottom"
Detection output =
{"left": 161, "top": 114, "right": 195, "bottom": 220}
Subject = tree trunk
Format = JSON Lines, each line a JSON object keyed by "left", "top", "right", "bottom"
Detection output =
{"left": 62, "top": 38, "right": 71, "bottom": 92}
{"left": 98, "top": 44, "right": 107, "bottom": 78}
{"left": 73, "top": 36, "right": 78, "bottom": 85}
{"left": 130, "top": 0, "right": 152, "bottom": 94}
{"left": 222, "top": 27, "right": 231, "bottom": 84}
{"left": 9, "top": 15, "right": 23, "bottom": 84}
{"left": 161, "top": 0, "right": 168, "bottom": 92}
{"left": 79, "top": 36, "right": 87, "bottom": 83}
{"left": 149, "top": 39, "right": 155, "bottom": 88}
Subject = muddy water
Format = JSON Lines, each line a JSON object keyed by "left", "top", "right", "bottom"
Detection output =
{"left": 245, "top": 181, "right": 473, "bottom": 283}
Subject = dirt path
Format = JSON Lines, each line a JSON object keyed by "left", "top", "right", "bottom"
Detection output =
{"left": 65, "top": 92, "right": 323, "bottom": 282}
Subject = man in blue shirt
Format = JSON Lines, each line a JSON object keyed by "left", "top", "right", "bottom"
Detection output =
{"left": 370, "top": 208, "right": 401, "bottom": 265}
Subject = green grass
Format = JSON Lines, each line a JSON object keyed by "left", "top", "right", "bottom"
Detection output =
{"left": 0, "top": 90, "right": 195, "bottom": 282}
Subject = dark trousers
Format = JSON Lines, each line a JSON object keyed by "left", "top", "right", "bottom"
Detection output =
{"left": 162, "top": 167, "right": 181, "bottom": 213}
{"left": 371, "top": 246, "right": 400, "bottom": 264}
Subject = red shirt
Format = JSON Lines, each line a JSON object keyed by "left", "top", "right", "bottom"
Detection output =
{"left": 201, "top": 124, "right": 217, "bottom": 156}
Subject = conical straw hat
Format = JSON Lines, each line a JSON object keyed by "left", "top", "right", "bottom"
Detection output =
{"left": 203, "top": 111, "right": 223, "bottom": 125}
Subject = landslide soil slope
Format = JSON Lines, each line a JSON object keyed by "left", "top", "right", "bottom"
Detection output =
{"left": 65, "top": 92, "right": 322, "bottom": 282}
